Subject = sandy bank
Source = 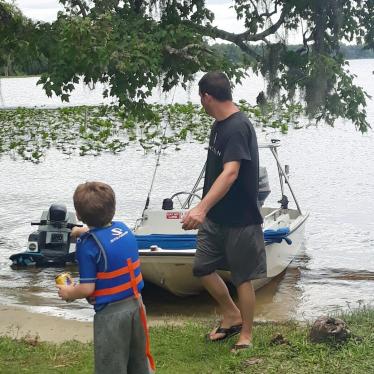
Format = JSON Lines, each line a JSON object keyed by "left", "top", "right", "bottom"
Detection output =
{"left": 0, "top": 304, "right": 93, "bottom": 343}
{"left": 0, "top": 304, "right": 188, "bottom": 343}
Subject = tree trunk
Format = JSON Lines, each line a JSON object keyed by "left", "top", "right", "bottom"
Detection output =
{"left": 5, "top": 54, "right": 12, "bottom": 77}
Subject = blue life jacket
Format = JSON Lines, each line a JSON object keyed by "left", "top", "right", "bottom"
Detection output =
{"left": 89, "top": 221, "right": 144, "bottom": 305}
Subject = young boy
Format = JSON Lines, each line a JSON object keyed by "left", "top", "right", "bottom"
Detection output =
{"left": 57, "top": 181, "right": 155, "bottom": 374}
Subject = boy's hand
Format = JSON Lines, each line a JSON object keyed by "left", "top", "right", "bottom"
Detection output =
{"left": 57, "top": 284, "right": 75, "bottom": 302}
{"left": 86, "top": 296, "right": 96, "bottom": 305}
{"left": 71, "top": 226, "right": 89, "bottom": 238}
{"left": 57, "top": 282, "right": 95, "bottom": 303}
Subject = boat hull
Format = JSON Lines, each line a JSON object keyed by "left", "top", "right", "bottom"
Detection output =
{"left": 139, "top": 213, "right": 308, "bottom": 296}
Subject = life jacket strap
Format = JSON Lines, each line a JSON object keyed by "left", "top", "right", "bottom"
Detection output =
{"left": 93, "top": 273, "right": 142, "bottom": 297}
{"left": 127, "top": 258, "right": 140, "bottom": 299}
{"left": 96, "top": 259, "right": 141, "bottom": 280}
{"left": 139, "top": 302, "right": 155, "bottom": 371}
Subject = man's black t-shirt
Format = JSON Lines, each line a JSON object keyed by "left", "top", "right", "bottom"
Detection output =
{"left": 203, "top": 111, "right": 263, "bottom": 226}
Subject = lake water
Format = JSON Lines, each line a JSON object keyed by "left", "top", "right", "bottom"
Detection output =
{"left": 0, "top": 60, "right": 373, "bottom": 322}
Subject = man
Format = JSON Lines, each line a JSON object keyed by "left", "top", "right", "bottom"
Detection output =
{"left": 182, "top": 72, "right": 266, "bottom": 351}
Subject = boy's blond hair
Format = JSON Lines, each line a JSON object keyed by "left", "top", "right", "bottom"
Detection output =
{"left": 73, "top": 181, "right": 115, "bottom": 227}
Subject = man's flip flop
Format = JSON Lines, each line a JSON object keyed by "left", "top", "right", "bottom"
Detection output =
{"left": 206, "top": 323, "right": 242, "bottom": 342}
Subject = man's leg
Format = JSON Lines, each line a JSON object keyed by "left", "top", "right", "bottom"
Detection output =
{"left": 225, "top": 225, "right": 266, "bottom": 347}
{"left": 201, "top": 272, "right": 242, "bottom": 340}
{"left": 235, "top": 280, "right": 255, "bottom": 346}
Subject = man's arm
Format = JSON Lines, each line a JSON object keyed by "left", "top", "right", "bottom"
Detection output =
{"left": 181, "top": 161, "right": 240, "bottom": 230}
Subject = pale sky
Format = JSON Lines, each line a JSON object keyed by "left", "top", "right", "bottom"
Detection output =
{"left": 14, "top": 0, "right": 245, "bottom": 33}
{"left": 14, "top": 1, "right": 301, "bottom": 44}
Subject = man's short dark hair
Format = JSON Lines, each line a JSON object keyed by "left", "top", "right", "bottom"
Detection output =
{"left": 198, "top": 72, "right": 232, "bottom": 101}
{"left": 73, "top": 181, "right": 115, "bottom": 227}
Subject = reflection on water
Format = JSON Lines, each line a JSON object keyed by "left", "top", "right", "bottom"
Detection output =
{"left": 254, "top": 253, "right": 307, "bottom": 321}
{"left": 0, "top": 257, "right": 305, "bottom": 322}
{"left": 0, "top": 60, "right": 374, "bottom": 322}
{"left": 143, "top": 249, "right": 308, "bottom": 321}
{"left": 332, "top": 271, "right": 374, "bottom": 281}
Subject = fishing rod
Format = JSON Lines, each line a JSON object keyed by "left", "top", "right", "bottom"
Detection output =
{"left": 141, "top": 88, "right": 177, "bottom": 219}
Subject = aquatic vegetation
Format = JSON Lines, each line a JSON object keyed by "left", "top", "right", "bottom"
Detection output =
{"left": 0, "top": 101, "right": 302, "bottom": 163}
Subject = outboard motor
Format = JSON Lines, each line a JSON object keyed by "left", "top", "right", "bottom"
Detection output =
{"left": 35, "top": 204, "right": 72, "bottom": 262}
{"left": 258, "top": 166, "right": 271, "bottom": 206}
{"left": 10, "top": 203, "right": 81, "bottom": 267}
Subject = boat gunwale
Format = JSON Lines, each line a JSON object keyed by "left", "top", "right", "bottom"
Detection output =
{"left": 138, "top": 211, "right": 309, "bottom": 257}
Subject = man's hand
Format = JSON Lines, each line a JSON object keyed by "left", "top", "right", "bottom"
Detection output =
{"left": 181, "top": 205, "right": 207, "bottom": 230}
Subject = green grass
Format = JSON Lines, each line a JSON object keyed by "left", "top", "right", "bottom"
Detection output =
{"left": 0, "top": 338, "right": 94, "bottom": 373}
{"left": 1, "top": 309, "right": 373, "bottom": 373}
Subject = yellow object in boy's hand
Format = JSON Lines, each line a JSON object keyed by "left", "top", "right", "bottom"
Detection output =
{"left": 55, "top": 272, "right": 73, "bottom": 285}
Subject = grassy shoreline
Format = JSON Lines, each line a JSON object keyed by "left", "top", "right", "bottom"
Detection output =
{"left": 1, "top": 309, "right": 373, "bottom": 373}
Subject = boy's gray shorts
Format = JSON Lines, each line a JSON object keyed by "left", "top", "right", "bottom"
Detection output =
{"left": 193, "top": 218, "right": 267, "bottom": 286}
{"left": 94, "top": 296, "right": 153, "bottom": 374}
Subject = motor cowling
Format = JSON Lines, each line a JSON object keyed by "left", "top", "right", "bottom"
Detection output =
{"left": 258, "top": 167, "right": 271, "bottom": 206}
{"left": 48, "top": 204, "right": 67, "bottom": 222}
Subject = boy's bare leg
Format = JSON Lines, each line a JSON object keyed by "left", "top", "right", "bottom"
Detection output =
{"left": 201, "top": 272, "right": 242, "bottom": 340}
{"left": 235, "top": 280, "right": 255, "bottom": 346}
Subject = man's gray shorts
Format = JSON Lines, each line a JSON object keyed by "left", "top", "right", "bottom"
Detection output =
{"left": 94, "top": 296, "right": 153, "bottom": 374}
{"left": 193, "top": 218, "right": 267, "bottom": 286}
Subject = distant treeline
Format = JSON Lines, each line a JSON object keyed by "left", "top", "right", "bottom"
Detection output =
{"left": 209, "top": 43, "right": 374, "bottom": 64}
{"left": 339, "top": 44, "right": 374, "bottom": 59}
{"left": 1, "top": 55, "right": 48, "bottom": 77}
{"left": 1, "top": 43, "right": 373, "bottom": 77}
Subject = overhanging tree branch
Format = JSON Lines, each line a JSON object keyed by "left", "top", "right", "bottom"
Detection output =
{"left": 238, "top": 5, "right": 289, "bottom": 41}
{"left": 248, "top": 0, "right": 278, "bottom": 19}
{"left": 165, "top": 44, "right": 214, "bottom": 63}
{"left": 60, "top": 0, "right": 88, "bottom": 17}
{"left": 179, "top": 23, "right": 260, "bottom": 60}
{"left": 181, "top": 4, "right": 289, "bottom": 56}
{"left": 73, "top": 0, "right": 87, "bottom": 16}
